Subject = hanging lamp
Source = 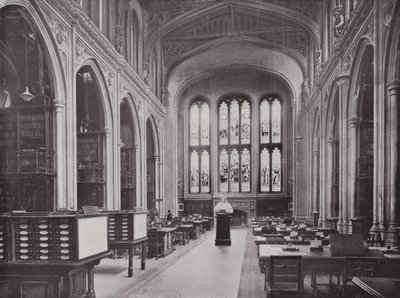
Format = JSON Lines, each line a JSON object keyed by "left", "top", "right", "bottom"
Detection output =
{"left": 19, "top": 22, "right": 35, "bottom": 102}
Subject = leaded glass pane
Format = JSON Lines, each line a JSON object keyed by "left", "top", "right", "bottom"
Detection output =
{"left": 272, "top": 147, "right": 281, "bottom": 192}
{"left": 190, "top": 150, "right": 199, "bottom": 193}
{"left": 190, "top": 104, "right": 199, "bottom": 146}
{"left": 219, "top": 101, "right": 228, "bottom": 145}
{"left": 260, "top": 148, "right": 270, "bottom": 192}
{"left": 241, "top": 100, "right": 250, "bottom": 144}
{"left": 230, "top": 99, "right": 239, "bottom": 145}
{"left": 260, "top": 99, "right": 270, "bottom": 144}
{"left": 200, "top": 150, "right": 210, "bottom": 193}
{"left": 241, "top": 148, "right": 250, "bottom": 192}
{"left": 219, "top": 149, "right": 229, "bottom": 192}
{"left": 271, "top": 98, "right": 281, "bottom": 143}
{"left": 200, "top": 102, "right": 209, "bottom": 145}
{"left": 230, "top": 148, "right": 239, "bottom": 192}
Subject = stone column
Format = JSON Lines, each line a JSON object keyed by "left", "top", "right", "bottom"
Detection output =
{"left": 54, "top": 99, "right": 66, "bottom": 210}
{"left": 312, "top": 150, "right": 320, "bottom": 223}
{"left": 154, "top": 155, "right": 160, "bottom": 214}
{"left": 104, "top": 127, "right": 113, "bottom": 210}
{"left": 326, "top": 138, "right": 335, "bottom": 229}
{"left": 337, "top": 75, "right": 350, "bottom": 233}
{"left": 134, "top": 144, "right": 141, "bottom": 207}
{"left": 348, "top": 117, "right": 359, "bottom": 233}
{"left": 387, "top": 81, "right": 400, "bottom": 244}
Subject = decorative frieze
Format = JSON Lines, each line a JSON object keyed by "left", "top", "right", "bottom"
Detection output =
{"left": 75, "top": 39, "right": 87, "bottom": 68}
{"left": 48, "top": 17, "right": 69, "bottom": 71}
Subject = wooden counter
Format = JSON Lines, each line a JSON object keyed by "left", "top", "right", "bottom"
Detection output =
{"left": 107, "top": 210, "right": 148, "bottom": 277}
{"left": 0, "top": 212, "right": 110, "bottom": 298}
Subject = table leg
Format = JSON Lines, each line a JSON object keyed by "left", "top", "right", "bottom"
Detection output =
{"left": 128, "top": 247, "right": 133, "bottom": 277}
{"left": 87, "top": 264, "right": 96, "bottom": 297}
{"left": 141, "top": 241, "right": 147, "bottom": 270}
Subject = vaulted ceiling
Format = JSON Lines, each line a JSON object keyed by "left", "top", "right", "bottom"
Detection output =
{"left": 140, "top": 0, "right": 322, "bottom": 102}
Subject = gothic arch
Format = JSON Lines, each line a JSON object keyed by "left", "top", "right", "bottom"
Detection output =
{"left": 0, "top": 0, "right": 66, "bottom": 105}
{"left": 348, "top": 39, "right": 374, "bottom": 120}
{"left": 385, "top": 0, "right": 400, "bottom": 83}
{"left": 76, "top": 59, "right": 114, "bottom": 131}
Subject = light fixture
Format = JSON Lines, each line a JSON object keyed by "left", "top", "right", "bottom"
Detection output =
{"left": 19, "top": 23, "right": 34, "bottom": 102}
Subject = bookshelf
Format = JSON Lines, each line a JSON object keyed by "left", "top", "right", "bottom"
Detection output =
{"left": 0, "top": 104, "right": 54, "bottom": 212}
{"left": 77, "top": 132, "right": 104, "bottom": 208}
{"left": 121, "top": 147, "right": 135, "bottom": 209}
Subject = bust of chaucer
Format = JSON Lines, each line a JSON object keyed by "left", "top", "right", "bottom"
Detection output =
{"left": 214, "top": 196, "right": 233, "bottom": 214}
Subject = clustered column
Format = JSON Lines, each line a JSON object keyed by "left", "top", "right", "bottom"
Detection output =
{"left": 387, "top": 81, "right": 400, "bottom": 245}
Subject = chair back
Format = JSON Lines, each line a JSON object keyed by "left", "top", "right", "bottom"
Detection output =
{"left": 344, "top": 257, "right": 379, "bottom": 279}
{"left": 344, "top": 257, "right": 379, "bottom": 285}
{"left": 147, "top": 228, "right": 158, "bottom": 240}
{"left": 265, "top": 234, "right": 286, "bottom": 245}
{"left": 268, "top": 255, "right": 302, "bottom": 289}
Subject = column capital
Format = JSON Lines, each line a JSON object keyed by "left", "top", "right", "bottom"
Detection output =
{"left": 104, "top": 127, "right": 112, "bottom": 135}
{"left": 53, "top": 99, "right": 65, "bottom": 110}
{"left": 326, "top": 137, "right": 335, "bottom": 145}
{"left": 387, "top": 80, "right": 400, "bottom": 95}
{"left": 313, "top": 150, "right": 320, "bottom": 156}
{"left": 348, "top": 117, "right": 359, "bottom": 128}
{"left": 335, "top": 74, "right": 350, "bottom": 85}
{"left": 134, "top": 144, "right": 140, "bottom": 151}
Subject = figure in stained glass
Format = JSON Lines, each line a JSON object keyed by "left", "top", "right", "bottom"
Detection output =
{"left": 219, "top": 101, "right": 228, "bottom": 144}
{"left": 219, "top": 149, "right": 229, "bottom": 192}
{"left": 241, "top": 100, "right": 250, "bottom": 144}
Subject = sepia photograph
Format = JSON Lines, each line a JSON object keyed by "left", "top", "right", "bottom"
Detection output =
{"left": 0, "top": 0, "right": 399, "bottom": 297}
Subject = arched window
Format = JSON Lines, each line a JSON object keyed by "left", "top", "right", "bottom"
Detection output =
{"left": 260, "top": 95, "right": 282, "bottom": 192}
{"left": 218, "top": 96, "right": 251, "bottom": 193}
{"left": 189, "top": 99, "right": 210, "bottom": 193}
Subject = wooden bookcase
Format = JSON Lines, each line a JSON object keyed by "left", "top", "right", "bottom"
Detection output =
{"left": 77, "top": 132, "right": 104, "bottom": 208}
{"left": 120, "top": 147, "right": 135, "bottom": 209}
{"left": 0, "top": 104, "right": 54, "bottom": 213}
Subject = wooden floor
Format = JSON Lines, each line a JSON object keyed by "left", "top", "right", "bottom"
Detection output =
{"left": 95, "top": 228, "right": 339, "bottom": 297}
{"left": 238, "top": 228, "right": 264, "bottom": 297}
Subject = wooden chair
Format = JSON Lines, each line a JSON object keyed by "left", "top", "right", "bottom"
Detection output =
{"left": 366, "top": 232, "right": 384, "bottom": 247}
{"left": 265, "top": 234, "right": 286, "bottom": 245}
{"left": 331, "top": 257, "right": 379, "bottom": 297}
{"left": 265, "top": 255, "right": 303, "bottom": 298}
{"left": 147, "top": 228, "right": 162, "bottom": 259}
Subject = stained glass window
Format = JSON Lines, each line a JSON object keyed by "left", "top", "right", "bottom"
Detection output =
{"left": 241, "top": 100, "right": 250, "bottom": 144}
{"left": 201, "top": 150, "right": 210, "bottom": 193}
{"left": 200, "top": 103, "right": 209, "bottom": 145}
{"left": 219, "top": 101, "right": 228, "bottom": 145}
{"left": 219, "top": 149, "right": 229, "bottom": 192}
{"left": 230, "top": 99, "right": 239, "bottom": 145}
{"left": 260, "top": 95, "right": 282, "bottom": 192}
{"left": 190, "top": 150, "right": 199, "bottom": 193}
{"left": 260, "top": 99, "right": 270, "bottom": 144}
{"left": 271, "top": 99, "right": 281, "bottom": 143}
{"left": 230, "top": 149, "right": 239, "bottom": 192}
{"left": 272, "top": 148, "right": 281, "bottom": 192}
{"left": 241, "top": 148, "right": 250, "bottom": 192}
{"left": 260, "top": 148, "right": 270, "bottom": 192}
{"left": 190, "top": 104, "right": 199, "bottom": 146}
{"left": 218, "top": 96, "right": 251, "bottom": 192}
{"left": 189, "top": 100, "right": 210, "bottom": 193}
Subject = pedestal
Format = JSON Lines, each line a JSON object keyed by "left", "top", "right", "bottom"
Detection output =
{"left": 215, "top": 213, "right": 231, "bottom": 246}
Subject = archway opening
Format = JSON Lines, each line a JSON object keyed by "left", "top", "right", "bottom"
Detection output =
{"left": 230, "top": 209, "right": 248, "bottom": 226}
{"left": 0, "top": 5, "right": 55, "bottom": 212}
{"left": 355, "top": 45, "right": 374, "bottom": 237}
{"left": 120, "top": 99, "right": 136, "bottom": 210}
{"left": 76, "top": 65, "right": 105, "bottom": 209}
{"left": 146, "top": 119, "right": 156, "bottom": 214}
